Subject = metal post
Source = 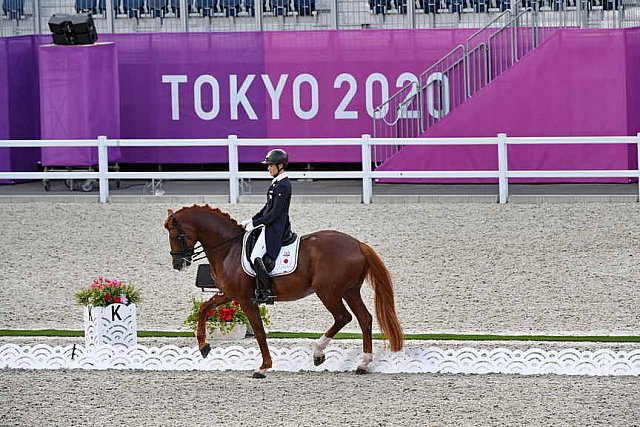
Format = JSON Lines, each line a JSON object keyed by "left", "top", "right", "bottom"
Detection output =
{"left": 256, "top": 0, "right": 263, "bottom": 31}
{"left": 106, "top": 0, "right": 115, "bottom": 33}
{"left": 407, "top": 0, "right": 416, "bottom": 29}
{"left": 98, "top": 136, "right": 110, "bottom": 203}
{"left": 33, "top": 0, "right": 41, "bottom": 34}
{"left": 331, "top": 0, "right": 339, "bottom": 29}
{"left": 636, "top": 132, "right": 640, "bottom": 202}
{"left": 498, "top": 133, "right": 508, "bottom": 203}
{"left": 228, "top": 135, "right": 239, "bottom": 204}
{"left": 361, "top": 134, "right": 373, "bottom": 204}
{"left": 180, "top": 0, "right": 188, "bottom": 31}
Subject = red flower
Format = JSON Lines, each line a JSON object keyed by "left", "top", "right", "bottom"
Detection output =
{"left": 104, "top": 293, "right": 111, "bottom": 301}
{"left": 113, "top": 295, "right": 121, "bottom": 303}
{"left": 206, "top": 309, "right": 215, "bottom": 318}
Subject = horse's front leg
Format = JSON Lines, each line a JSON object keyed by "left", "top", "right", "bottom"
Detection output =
{"left": 239, "top": 300, "right": 272, "bottom": 379}
{"left": 197, "top": 293, "right": 231, "bottom": 358}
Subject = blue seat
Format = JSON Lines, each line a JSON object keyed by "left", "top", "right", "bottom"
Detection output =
{"left": 270, "top": 0, "right": 289, "bottom": 15}
{"left": 197, "top": 0, "right": 217, "bottom": 16}
{"left": 369, "top": 0, "right": 390, "bottom": 14}
{"left": 450, "top": 0, "right": 463, "bottom": 12}
{"left": 123, "top": 0, "right": 144, "bottom": 17}
{"left": 474, "top": 0, "right": 488, "bottom": 11}
{"left": 293, "top": 0, "right": 314, "bottom": 15}
{"left": 2, "top": 0, "right": 25, "bottom": 20}
{"left": 394, "top": 0, "right": 407, "bottom": 13}
{"left": 498, "top": 0, "right": 510, "bottom": 10}
{"left": 220, "top": 0, "right": 240, "bottom": 16}
{"left": 75, "top": 0, "right": 97, "bottom": 13}
{"left": 148, "top": 0, "right": 168, "bottom": 17}
{"left": 97, "top": 0, "right": 121, "bottom": 14}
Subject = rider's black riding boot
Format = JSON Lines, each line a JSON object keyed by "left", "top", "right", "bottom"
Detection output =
{"left": 253, "top": 256, "right": 275, "bottom": 305}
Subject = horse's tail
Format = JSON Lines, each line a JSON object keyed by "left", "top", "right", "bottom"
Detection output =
{"left": 359, "top": 242, "right": 404, "bottom": 352}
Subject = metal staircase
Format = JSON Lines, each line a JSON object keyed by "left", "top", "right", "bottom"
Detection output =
{"left": 371, "top": 2, "right": 561, "bottom": 163}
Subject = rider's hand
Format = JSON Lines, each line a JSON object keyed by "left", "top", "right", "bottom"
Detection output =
{"left": 241, "top": 219, "right": 254, "bottom": 231}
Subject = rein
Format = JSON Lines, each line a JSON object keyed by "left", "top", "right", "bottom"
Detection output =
{"left": 169, "top": 213, "right": 244, "bottom": 263}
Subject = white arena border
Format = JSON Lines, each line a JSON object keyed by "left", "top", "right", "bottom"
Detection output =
{"left": 1, "top": 344, "right": 640, "bottom": 376}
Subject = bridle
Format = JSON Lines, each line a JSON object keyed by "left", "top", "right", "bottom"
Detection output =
{"left": 168, "top": 213, "right": 244, "bottom": 264}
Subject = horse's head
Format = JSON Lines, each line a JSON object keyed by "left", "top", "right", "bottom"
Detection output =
{"left": 164, "top": 208, "right": 198, "bottom": 271}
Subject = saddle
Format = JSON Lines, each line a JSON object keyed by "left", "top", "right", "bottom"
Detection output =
{"left": 241, "top": 227, "right": 300, "bottom": 277}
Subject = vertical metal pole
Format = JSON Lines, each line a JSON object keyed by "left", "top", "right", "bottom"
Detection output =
{"left": 180, "top": 0, "right": 188, "bottom": 31}
{"left": 106, "top": 0, "right": 115, "bottom": 33}
{"left": 332, "top": 0, "right": 339, "bottom": 29}
{"left": 498, "top": 133, "right": 508, "bottom": 203}
{"left": 408, "top": 0, "right": 416, "bottom": 29}
{"left": 98, "top": 136, "right": 109, "bottom": 204}
{"left": 636, "top": 132, "right": 640, "bottom": 202}
{"left": 361, "top": 134, "right": 373, "bottom": 204}
{"left": 33, "top": 0, "right": 41, "bottom": 34}
{"left": 256, "top": 0, "right": 263, "bottom": 31}
{"left": 228, "top": 135, "right": 239, "bottom": 204}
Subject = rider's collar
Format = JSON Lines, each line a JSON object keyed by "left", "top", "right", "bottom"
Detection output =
{"left": 272, "top": 172, "right": 288, "bottom": 184}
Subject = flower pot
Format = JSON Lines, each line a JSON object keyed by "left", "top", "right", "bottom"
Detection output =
{"left": 84, "top": 303, "right": 137, "bottom": 347}
{"left": 210, "top": 324, "right": 247, "bottom": 341}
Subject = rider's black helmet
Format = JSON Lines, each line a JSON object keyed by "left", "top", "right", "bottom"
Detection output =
{"left": 262, "top": 149, "right": 288, "bottom": 167}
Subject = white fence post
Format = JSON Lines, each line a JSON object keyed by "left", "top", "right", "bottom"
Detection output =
{"left": 361, "top": 134, "right": 373, "bottom": 204}
{"left": 228, "top": 135, "right": 239, "bottom": 204}
{"left": 97, "top": 135, "right": 109, "bottom": 204}
{"left": 636, "top": 132, "right": 640, "bottom": 202}
{"left": 498, "top": 133, "right": 508, "bottom": 204}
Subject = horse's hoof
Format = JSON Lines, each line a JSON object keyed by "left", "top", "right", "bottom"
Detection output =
{"left": 355, "top": 367, "right": 368, "bottom": 375}
{"left": 313, "top": 354, "right": 326, "bottom": 366}
{"left": 252, "top": 371, "right": 266, "bottom": 379}
{"left": 200, "top": 344, "right": 211, "bottom": 358}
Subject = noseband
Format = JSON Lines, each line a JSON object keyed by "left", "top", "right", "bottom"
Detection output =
{"left": 169, "top": 213, "right": 205, "bottom": 263}
{"left": 168, "top": 213, "right": 245, "bottom": 264}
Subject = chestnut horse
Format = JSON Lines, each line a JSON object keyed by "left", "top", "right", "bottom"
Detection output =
{"left": 164, "top": 205, "right": 403, "bottom": 378}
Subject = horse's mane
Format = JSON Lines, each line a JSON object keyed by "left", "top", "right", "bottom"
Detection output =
{"left": 174, "top": 204, "right": 241, "bottom": 228}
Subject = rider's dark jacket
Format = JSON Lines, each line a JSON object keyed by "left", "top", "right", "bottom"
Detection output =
{"left": 252, "top": 173, "right": 292, "bottom": 262}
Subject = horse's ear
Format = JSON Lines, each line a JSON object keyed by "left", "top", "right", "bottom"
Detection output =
{"left": 167, "top": 209, "right": 174, "bottom": 216}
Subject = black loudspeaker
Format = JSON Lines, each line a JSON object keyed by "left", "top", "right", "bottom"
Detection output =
{"left": 48, "top": 13, "right": 98, "bottom": 46}
{"left": 195, "top": 264, "right": 218, "bottom": 290}
{"left": 48, "top": 14, "right": 73, "bottom": 45}
{"left": 70, "top": 13, "right": 98, "bottom": 45}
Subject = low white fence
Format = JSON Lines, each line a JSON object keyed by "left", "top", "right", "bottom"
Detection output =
{"left": 1, "top": 133, "right": 639, "bottom": 204}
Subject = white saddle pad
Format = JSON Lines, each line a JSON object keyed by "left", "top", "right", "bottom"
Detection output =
{"left": 241, "top": 229, "right": 301, "bottom": 277}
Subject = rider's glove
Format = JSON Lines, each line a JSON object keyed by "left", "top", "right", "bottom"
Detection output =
{"left": 241, "top": 219, "right": 254, "bottom": 231}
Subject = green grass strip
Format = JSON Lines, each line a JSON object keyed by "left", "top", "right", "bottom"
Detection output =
{"left": 1, "top": 329, "right": 639, "bottom": 343}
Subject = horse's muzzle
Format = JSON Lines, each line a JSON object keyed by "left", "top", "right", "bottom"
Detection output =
{"left": 172, "top": 256, "right": 192, "bottom": 271}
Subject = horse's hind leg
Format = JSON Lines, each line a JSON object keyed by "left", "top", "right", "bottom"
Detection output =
{"left": 313, "top": 290, "right": 353, "bottom": 367}
{"left": 197, "top": 293, "right": 231, "bottom": 358}
{"left": 343, "top": 286, "right": 374, "bottom": 374}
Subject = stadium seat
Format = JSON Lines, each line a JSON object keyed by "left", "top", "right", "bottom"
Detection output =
{"left": 97, "top": 0, "right": 122, "bottom": 14}
{"left": 474, "top": 0, "right": 488, "bottom": 11}
{"left": 395, "top": 0, "right": 407, "bottom": 13}
{"left": 498, "top": 0, "right": 510, "bottom": 10}
{"left": 270, "top": 0, "right": 290, "bottom": 15}
{"left": 75, "top": 0, "right": 97, "bottom": 13}
{"left": 148, "top": 0, "right": 168, "bottom": 17}
{"left": 293, "top": 0, "right": 314, "bottom": 15}
{"left": 197, "top": 0, "right": 217, "bottom": 16}
{"left": 123, "top": 0, "right": 144, "bottom": 17}
{"left": 220, "top": 0, "right": 240, "bottom": 16}
{"left": 450, "top": 0, "right": 463, "bottom": 12}
{"left": 2, "top": 0, "right": 25, "bottom": 20}
{"left": 369, "top": 0, "right": 391, "bottom": 14}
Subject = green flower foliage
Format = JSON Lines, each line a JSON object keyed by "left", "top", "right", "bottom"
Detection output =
{"left": 75, "top": 277, "right": 141, "bottom": 307}
{"left": 184, "top": 298, "right": 271, "bottom": 335}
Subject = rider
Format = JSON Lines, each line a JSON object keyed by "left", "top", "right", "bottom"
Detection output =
{"left": 241, "top": 148, "right": 292, "bottom": 305}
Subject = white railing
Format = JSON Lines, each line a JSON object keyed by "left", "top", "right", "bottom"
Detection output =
{"left": 1, "top": 133, "right": 640, "bottom": 204}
